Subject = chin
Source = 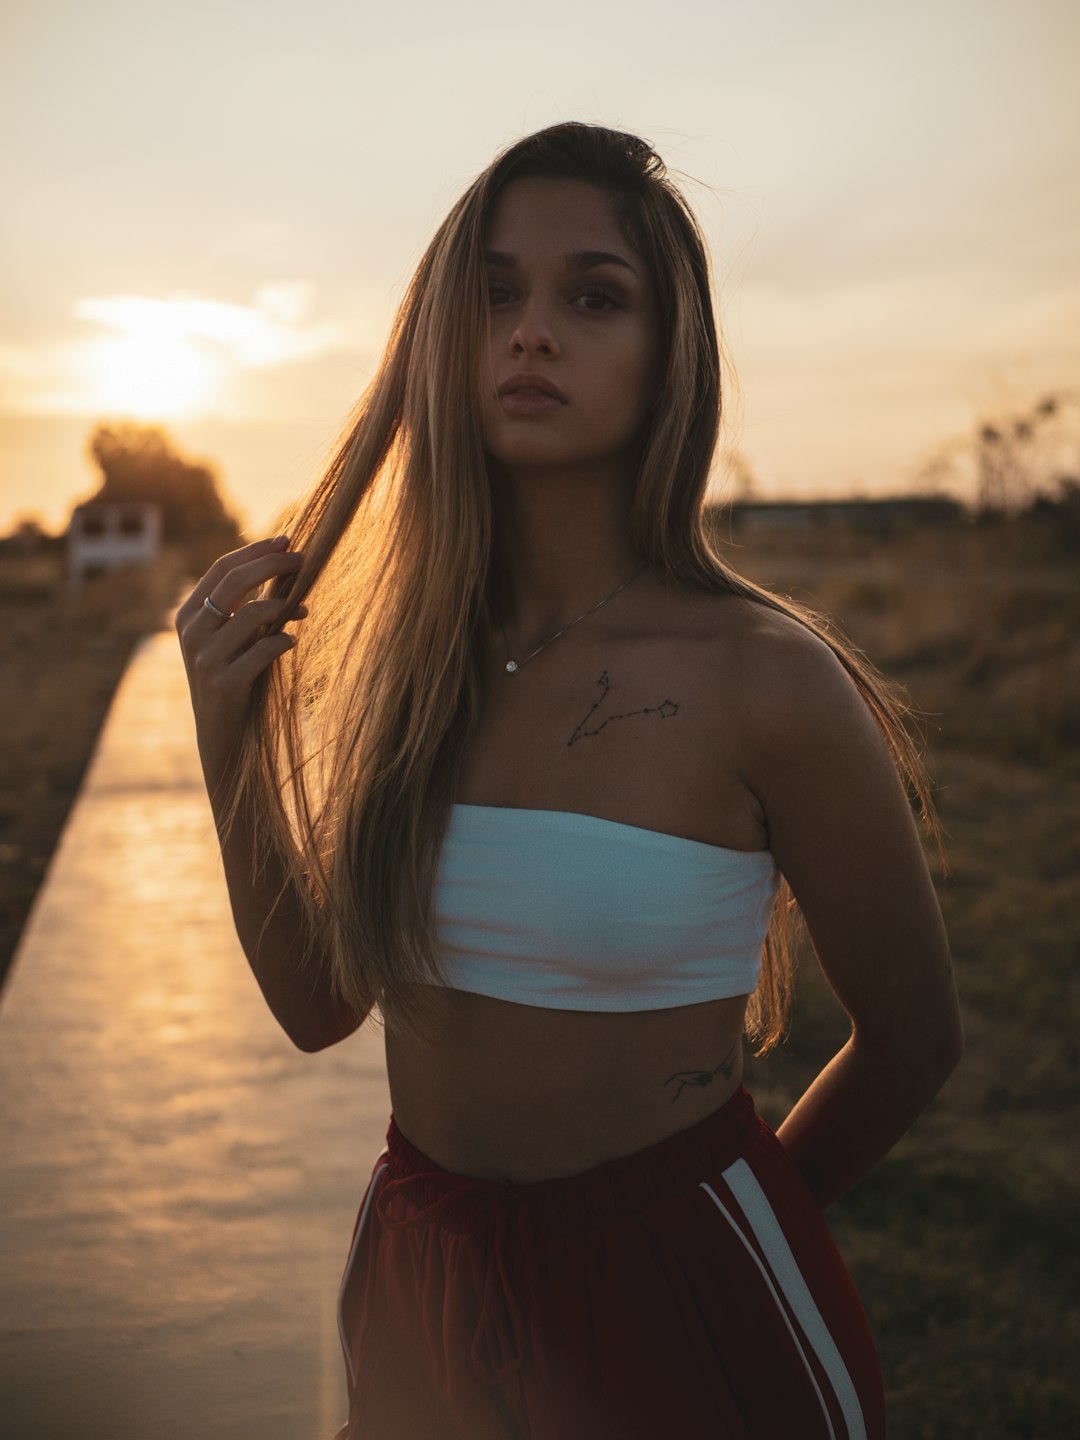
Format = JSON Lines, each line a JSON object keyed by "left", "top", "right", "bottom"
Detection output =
{"left": 484, "top": 430, "right": 638, "bottom": 477}
{"left": 483, "top": 437, "right": 578, "bottom": 472}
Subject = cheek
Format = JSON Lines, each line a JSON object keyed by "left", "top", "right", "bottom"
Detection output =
{"left": 609, "top": 335, "right": 659, "bottom": 419}
{"left": 617, "top": 318, "right": 658, "bottom": 383}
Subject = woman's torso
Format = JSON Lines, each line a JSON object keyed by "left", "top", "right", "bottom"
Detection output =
{"left": 384, "top": 573, "right": 773, "bottom": 1184}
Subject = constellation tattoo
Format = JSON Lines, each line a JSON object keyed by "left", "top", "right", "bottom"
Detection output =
{"left": 662, "top": 1046, "right": 738, "bottom": 1103}
{"left": 566, "top": 670, "right": 679, "bottom": 748}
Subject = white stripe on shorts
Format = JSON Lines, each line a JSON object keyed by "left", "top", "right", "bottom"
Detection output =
{"left": 699, "top": 1158, "right": 866, "bottom": 1440}
{"left": 337, "top": 1155, "right": 390, "bottom": 1392}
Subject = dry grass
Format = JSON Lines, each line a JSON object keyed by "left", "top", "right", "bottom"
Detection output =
{"left": 723, "top": 510, "right": 1079, "bottom": 1439}
{"left": 0, "top": 546, "right": 187, "bottom": 989}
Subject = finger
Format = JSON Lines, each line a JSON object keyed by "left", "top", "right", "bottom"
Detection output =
{"left": 200, "top": 598, "right": 308, "bottom": 666}
{"left": 224, "top": 630, "right": 299, "bottom": 692}
{"left": 211, "top": 549, "right": 305, "bottom": 614}
{"left": 195, "top": 535, "right": 290, "bottom": 599}
{"left": 187, "top": 552, "right": 304, "bottom": 636}
{"left": 176, "top": 536, "right": 291, "bottom": 626}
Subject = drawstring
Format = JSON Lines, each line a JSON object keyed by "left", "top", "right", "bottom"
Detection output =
{"left": 374, "top": 1169, "right": 543, "bottom": 1388}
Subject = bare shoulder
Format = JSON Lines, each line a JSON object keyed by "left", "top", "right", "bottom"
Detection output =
{"left": 724, "top": 598, "right": 843, "bottom": 678}
{"left": 698, "top": 595, "right": 890, "bottom": 814}
{"left": 701, "top": 595, "right": 959, "bottom": 1082}
{"left": 698, "top": 594, "right": 857, "bottom": 732}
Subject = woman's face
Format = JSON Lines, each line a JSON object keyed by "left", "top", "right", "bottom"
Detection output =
{"left": 479, "top": 176, "right": 662, "bottom": 477}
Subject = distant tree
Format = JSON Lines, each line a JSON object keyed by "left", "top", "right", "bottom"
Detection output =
{"left": 83, "top": 422, "right": 243, "bottom": 564}
{"left": 975, "top": 390, "right": 1080, "bottom": 515}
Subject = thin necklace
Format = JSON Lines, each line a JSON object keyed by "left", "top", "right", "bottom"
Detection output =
{"left": 498, "top": 561, "right": 650, "bottom": 675}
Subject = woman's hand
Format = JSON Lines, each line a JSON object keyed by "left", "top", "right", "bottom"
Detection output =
{"left": 174, "top": 535, "right": 308, "bottom": 785}
{"left": 174, "top": 535, "right": 360, "bottom": 1051}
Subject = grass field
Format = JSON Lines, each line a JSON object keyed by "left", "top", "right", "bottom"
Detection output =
{"left": 1, "top": 509, "right": 1076, "bottom": 1437}
{"left": 723, "top": 509, "right": 1079, "bottom": 1439}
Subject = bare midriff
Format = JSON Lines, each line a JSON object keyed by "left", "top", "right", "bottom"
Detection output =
{"left": 383, "top": 988, "right": 749, "bottom": 1183}
{"left": 382, "top": 577, "right": 773, "bottom": 1186}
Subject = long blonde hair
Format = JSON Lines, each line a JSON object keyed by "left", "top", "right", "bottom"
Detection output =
{"left": 222, "top": 122, "right": 943, "bottom": 1053}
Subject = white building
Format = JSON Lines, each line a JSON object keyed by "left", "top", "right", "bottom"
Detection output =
{"left": 67, "top": 501, "right": 161, "bottom": 584}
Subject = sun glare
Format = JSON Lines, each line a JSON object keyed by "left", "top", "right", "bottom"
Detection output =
{"left": 54, "top": 286, "right": 330, "bottom": 421}
{"left": 90, "top": 333, "right": 224, "bottom": 419}
{"left": 73, "top": 297, "right": 230, "bottom": 420}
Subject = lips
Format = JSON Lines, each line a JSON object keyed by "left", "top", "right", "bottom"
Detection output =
{"left": 496, "top": 372, "right": 566, "bottom": 402}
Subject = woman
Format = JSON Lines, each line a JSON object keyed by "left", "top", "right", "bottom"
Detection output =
{"left": 176, "top": 123, "right": 963, "bottom": 1439}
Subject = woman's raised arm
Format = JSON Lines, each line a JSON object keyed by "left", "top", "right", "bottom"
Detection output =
{"left": 175, "top": 536, "right": 364, "bottom": 1053}
{"left": 736, "top": 612, "right": 964, "bottom": 1209}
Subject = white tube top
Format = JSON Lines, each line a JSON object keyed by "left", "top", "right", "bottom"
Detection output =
{"left": 430, "top": 804, "right": 780, "bottom": 1011}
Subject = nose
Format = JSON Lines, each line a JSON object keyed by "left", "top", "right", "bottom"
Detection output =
{"left": 508, "top": 296, "right": 560, "bottom": 358}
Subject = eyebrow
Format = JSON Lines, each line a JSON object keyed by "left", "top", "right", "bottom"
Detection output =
{"left": 483, "top": 248, "right": 639, "bottom": 276}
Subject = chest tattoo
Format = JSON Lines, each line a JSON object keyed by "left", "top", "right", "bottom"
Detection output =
{"left": 663, "top": 1046, "right": 738, "bottom": 1103}
{"left": 566, "top": 669, "right": 679, "bottom": 748}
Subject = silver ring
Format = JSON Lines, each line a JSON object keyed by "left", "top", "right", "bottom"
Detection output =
{"left": 204, "top": 595, "right": 231, "bottom": 621}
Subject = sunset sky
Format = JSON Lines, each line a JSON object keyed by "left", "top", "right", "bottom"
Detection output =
{"left": 2, "top": 0, "right": 1078, "bottom": 538}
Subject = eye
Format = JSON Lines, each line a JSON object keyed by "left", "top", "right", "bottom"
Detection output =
{"left": 574, "top": 287, "right": 620, "bottom": 312}
{"left": 487, "top": 283, "right": 514, "bottom": 306}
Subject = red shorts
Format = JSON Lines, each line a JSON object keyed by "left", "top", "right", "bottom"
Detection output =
{"left": 334, "top": 1086, "right": 885, "bottom": 1439}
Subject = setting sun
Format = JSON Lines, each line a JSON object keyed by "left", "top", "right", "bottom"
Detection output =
{"left": 54, "top": 295, "right": 234, "bottom": 421}
{"left": 76, "top": 328, "right": 224, "bottom": 420}
{"left": 39, "top": 286, "right": 334, "bottom": 424}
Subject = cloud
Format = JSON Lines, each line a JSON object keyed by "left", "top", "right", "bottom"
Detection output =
{"left": 73, "top": 285, "right": 340, "bottom": 367}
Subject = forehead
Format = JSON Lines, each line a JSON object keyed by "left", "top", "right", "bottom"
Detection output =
{"left": 483, "top": 176, "right": 634, "bottom": 260}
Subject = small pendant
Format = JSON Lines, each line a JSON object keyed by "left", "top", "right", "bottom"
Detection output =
{"left": 505, "top": 659, "right": 519, "bottom": 674}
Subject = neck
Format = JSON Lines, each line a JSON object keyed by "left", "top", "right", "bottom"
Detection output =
{"left": 486, "top": 458, "right": 649, "bottom": 649}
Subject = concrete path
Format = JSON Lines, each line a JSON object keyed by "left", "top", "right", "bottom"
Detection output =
{"left": 0, "top": 625, "right": 393, "bottom": 1440}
